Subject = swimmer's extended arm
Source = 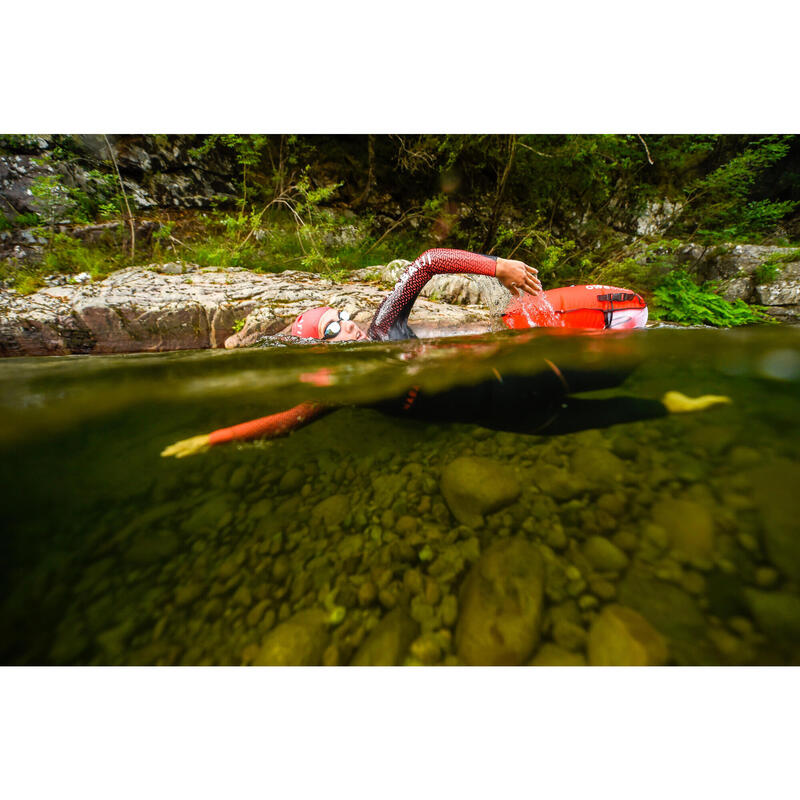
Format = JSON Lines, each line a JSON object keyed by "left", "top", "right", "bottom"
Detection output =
{"left": 367, "top": 249, "right": 541, "bottom": 340}
{"left": 160, "top": 401, "right": 329, "bottom": 458}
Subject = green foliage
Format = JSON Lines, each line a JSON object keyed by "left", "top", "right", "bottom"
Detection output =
{"left": 4, "top": 133, "right": 798, "bottom": 330}
{"left": 753, "top": 249, "right": 799, "bottom": 284}
{"left": 14, "top": 273, "right": 46, "bottom": 295}
{"left": 40, "top": 233, "right": 125, "bottom": 278}
{"left": 683, "top": 136, "right": 798, "bottom": 242}
{"left": 232, "top": 319, "right": 246, "bottom": 333}
{"left": 651, "top": 270, "right": 773, "bottom": 327}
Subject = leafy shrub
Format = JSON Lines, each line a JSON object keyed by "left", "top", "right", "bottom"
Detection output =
{"left": 651, "top": 270, "right": 773, "bottom": 326}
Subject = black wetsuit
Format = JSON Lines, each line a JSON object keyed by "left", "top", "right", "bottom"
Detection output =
{"left": 370, "top": 364, "right": 667, "bottom": 437}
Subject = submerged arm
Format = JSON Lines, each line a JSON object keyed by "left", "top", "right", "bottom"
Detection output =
{"left": 161, "top": 401, "right": 329, "bottom": 457}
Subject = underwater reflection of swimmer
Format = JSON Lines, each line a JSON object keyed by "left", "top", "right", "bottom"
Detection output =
{"left": 161, "top": 359, "right": 732, "bottom": 458}
{"left": 161, "top": 249, "right": 730, "bottom": 458}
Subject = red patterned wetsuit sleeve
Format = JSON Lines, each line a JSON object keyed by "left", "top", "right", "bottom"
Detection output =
{"left": 207, "top": 402, "right": 329, "bottom": 446}
{"left": 367, "top": 249, "right": 497, "bottom": 340}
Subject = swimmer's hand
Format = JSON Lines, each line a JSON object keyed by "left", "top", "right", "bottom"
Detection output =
{"left": 161, "top": 434, "right": 211, "bottom": 458}
{"left": 496, "top": 257, "right": 542, "bottom": 296}
{"left": 662, "top": 391, "right": 732, "bottom": 414}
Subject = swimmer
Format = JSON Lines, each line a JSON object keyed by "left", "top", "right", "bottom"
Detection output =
{"left": 162, "top": 249, "right": 731, "bottom": 457}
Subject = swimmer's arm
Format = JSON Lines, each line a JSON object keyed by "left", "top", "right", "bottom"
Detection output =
{"left": 161, "top": 402, "right": 329, "bottom": 458}
{"left": 368, "top": 249, "right": 540, "bottom": 340}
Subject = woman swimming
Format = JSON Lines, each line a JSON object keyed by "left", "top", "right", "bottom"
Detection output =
{"left": 162, "top": 249, "right": 730, "bottom": 457}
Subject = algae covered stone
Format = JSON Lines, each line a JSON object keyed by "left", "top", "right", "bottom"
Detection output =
{"left": 529, "top": 643, "right": 586, "bottom": 666}
{"left": 440, "top": 457, "right": 520, "bottom": 526}
{"left": 311, "top": 494, "right": 350, "bottom": 528}
{"left": 351, "top": 608, "right": 419, "bottom": 666}
{"left": 254, "top": 608, "right": 330, "bottom": 666}
{"left": 455, "top": 537, "right": 544, "bottom": 665}
{"left": 748, "top": 460, "right": 800, "bottom": 581}
{"left": 651, "top": 497, "right": 715, "bottom": 559}
{"left": 587, "top": 604, "right": 668, "bottom": 666}
{"left": 617, "top": 566, "right": 712, "bottom": 665}
{"left": 744, "top": 589, "right": 800, "bottom": 642}
{"left": 583, "top": 536, "right": 629, "bottom": 572}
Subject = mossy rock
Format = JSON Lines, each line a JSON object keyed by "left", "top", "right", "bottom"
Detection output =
{"left": 570, "top": 448, "right": 627, "bottom": 490}
{"left": 455, "top": 537, "right": 544, "bottom": 665}
{"left": 748, "top": 460, "right": 800, "bottom": 581}
{"left": 351, "top": 608, "right": 419, "bottom": 666}
{"left": 744, "top": 590, "right": 800, "bottom": 643}
{"left": 311, "top": 494, "right": 350, "bottom": 528}
{"left": 583, "top": 536, "right": 630, "bottom": 572}
{"left": 650, "top": 497, "right": 715, "bottom": 559}
{"left": 529, "top": 643, "right": 586, "bottom": 666}
{"left": 440, "top": 457, "right": 520, "bottom": 527}
{"left": 617, "top": 566, "right": 715, "bottom": 665}
{"left": 587, "top": 604, "right": 668, "bottom": 666}
{"left": 254, "top": 609, "right": 330, "bottom": 666}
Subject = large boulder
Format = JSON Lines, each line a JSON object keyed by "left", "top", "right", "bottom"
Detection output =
{"left": 351, "top": 608, "right": 419, "bottom": 666}
{"left": 253, "top": 609, "right": 330, "bottom": 666}
{"left": 678, "top": 243, "right": 800, "bottom": 322}
{"left": 440, "top": 457, "right": 521, "bottom": 527}
{"left": 617, "top": 566, "right": 715, "bottom": 665}
{"left": 455, "top": 538, "right": 545, "bottom": 665}
{"left": 587, "top": 604, "right": 668, "bottom": 666}
{"left": 744, "top": 590, "right": 800, "bottom": 643}
{"left": 747, "top": 460, "right": 800, "bottom": 581}
{"left": 650, "top": 497, "right": 715, "bottom": 559}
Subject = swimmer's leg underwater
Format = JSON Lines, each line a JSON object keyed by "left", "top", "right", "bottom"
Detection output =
{"left": 377, "top": 363, "right": 731, "bottom": 437}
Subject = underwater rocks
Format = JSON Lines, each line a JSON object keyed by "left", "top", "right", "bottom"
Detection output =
{"left": 744, "top": 590, "right": 800, "bottom": 643}
{"left": 254, "top": 608, "right": 332, "bottom": 666}
{"left": 0, "top": 265, "right": 494, "bottom": 357}
{"left": 440, "top": 457, "right": 521, "bottom": 527}
{"left": 748, "top": 460, "right": 800, "bottom": 582}
{"left": 650, "top": 497, "right": 715, "bottom": 559}
{"left": 587, "top": 604, "right": 668, "bottom": 666}
{"left": 582, "top": 536, "right": 629, "bottom": 573}
{"left": 455, "top": 538, "right": 545, "bottom": 666}
{"left": 351, "top": 608, "right": 420, "bottom": 666}
{"left": 9, "top": 398, "right": 800, "bottom": 667}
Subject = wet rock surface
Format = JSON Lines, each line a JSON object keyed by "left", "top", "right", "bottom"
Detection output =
{"left": 0, "top": 266, "right": 493, "bottom": 357}
{"left": 679, "top": 243, "right": 800, "bottom": 323}
{"left": 455, "top": 538, "right": 545, "bottom": 665}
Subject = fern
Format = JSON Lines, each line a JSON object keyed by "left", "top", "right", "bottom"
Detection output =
{"left": 652, "top": 270, "right": 774, "bottom": 326}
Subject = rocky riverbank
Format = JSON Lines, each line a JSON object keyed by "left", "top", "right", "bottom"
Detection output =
{"left": 2, "top": 242, "right": 800, "bottom": 357}
{"left": 0, "top": 260, "right": 504, "bottom": 357}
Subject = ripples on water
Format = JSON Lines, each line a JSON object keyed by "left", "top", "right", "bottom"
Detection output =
{"left": 1, "top": 327, "right": 799, "bottom": 665}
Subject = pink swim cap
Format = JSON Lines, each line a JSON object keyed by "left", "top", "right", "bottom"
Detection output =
{"left": 291, "top": 306, "right": 334, "bottom": 339}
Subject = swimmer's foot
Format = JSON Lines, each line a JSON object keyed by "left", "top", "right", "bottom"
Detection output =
{"left": 662, "top": 391, "right": 732, "bottom": 414}
{"left": 160, "top": 433, "right": 211, "bottom": 458}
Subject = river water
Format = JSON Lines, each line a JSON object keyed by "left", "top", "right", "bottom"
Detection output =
{"left": 1, "top": 326, "right": 799, "bottom": 666}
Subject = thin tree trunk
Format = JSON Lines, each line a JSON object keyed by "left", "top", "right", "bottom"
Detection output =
{"left": 484, "top": 135, "right": 517, "bottom": 253}
{"left": 355, "top": 134, "right": 376, "bottom": 207}
{"left": 103, "top": 134, "right": 135, "bottom": 261}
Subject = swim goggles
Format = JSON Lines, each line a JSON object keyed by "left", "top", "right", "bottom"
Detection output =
{"left": 322, "top": 310, "right": 351, "bottom": 340}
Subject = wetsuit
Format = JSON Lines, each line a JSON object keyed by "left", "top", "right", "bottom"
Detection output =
{"left": 207, "top": 249, "right": 666, "bottom": 447}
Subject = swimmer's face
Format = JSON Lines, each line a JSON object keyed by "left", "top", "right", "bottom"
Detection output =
{"left": 317, "top": 309, "right": 368, "bottom": 342}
